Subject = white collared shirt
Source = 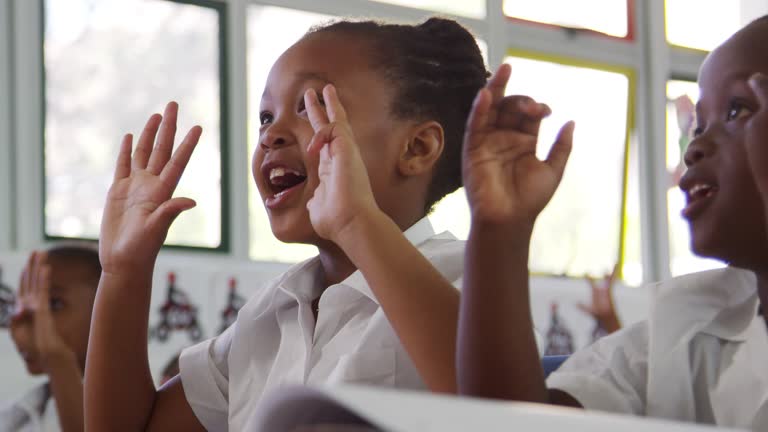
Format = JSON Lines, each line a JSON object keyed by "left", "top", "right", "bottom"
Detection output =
{"left": 0, "top": 384, "right": 59, "bottom": 432}
{"left": 547, "top": 267, "right": 768, "bottom": 429}
{"left": 179, "top": 218, "right": 464, "bottom": 431}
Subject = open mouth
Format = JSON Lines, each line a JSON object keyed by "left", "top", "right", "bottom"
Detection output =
{"left": 682, "top": 182, "right": 718, "bottom": 219}
{"left": 268, "top": 166, "right": 307, "bottom": 198}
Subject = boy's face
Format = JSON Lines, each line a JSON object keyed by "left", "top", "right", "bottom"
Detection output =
{"left": 253, "top": 32, "right": 415, "bottom": 245}
{"left": 10, "top": 257, "right": 96, "bottom": 374}
{"left": 681, "top": 21, "right": 768, "bottom": 269}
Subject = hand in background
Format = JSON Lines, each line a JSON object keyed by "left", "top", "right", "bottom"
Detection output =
{"left": 578, "top": 264, "right": 621, "bottom": 334}
{"left": 462, "top": 63, "right": 575, "bottom": 230}
{"left": 99, "top": 102, "right": 202, "bottom": 275}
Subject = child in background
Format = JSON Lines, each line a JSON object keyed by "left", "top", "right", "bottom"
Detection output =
{"left": 85, "top": 18, "right": 551, "bottom": 432}
{"left": 1, "top": 246, "right": 101, "bottom": 432}
{"left": 458, "top": 16, "right": 768, "bottom": 429}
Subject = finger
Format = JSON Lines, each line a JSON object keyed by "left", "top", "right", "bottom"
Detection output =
{"left": 114, "top": 134, "right": 134, "bottom": 181}
{"left": 146, "top": 197, "right": 197, "bottom": 234}
{"left": 496, "top": 96, "right": 551, "bottom": 136}
{"left": 545, "top": 121, "right": 576, "bottom": 181}
{"left": 486, "top": 63, "right": 512, "bottom": 104}
{"left": 585, "top": 275, "right": 599, "bottom": 292}
{"left": 305, "top": 88, "right": 330, "bottom": 132}
{"left": 35, "top": 263, "right": 52, "bottom": 315}
{"left": 159, "top": 126, "right": 202, "bottom": 189}
{"left": 307, "top": 123, "right": 335, "bottom": 156}
{"left": 132, "top": 113, "right": 163, "bottom": 170}
{"left": 607, "top": 263, "right": 620, "bottom": 287}
{"left": 147, "top": 102, "right": 179, "bottom": 175}
{"left": 464, "top": 88, "right": 492, "bottom": 136}
{"left": 323, "top": 85, "right": 349, "bottom": 124}
{"left": 19, "top": 251, "right": 36, "bottom": 307}
{"left": 749, "top": 73, "right": 768, "bottom": 108}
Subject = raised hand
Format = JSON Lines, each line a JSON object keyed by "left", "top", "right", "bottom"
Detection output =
{"left": 578, "top": 264, "right": 621, "bottom": 334}
{"left": 746, "top": 73, "right": 768, "bottom": 221}
{"left": 304, "top": 85, "right": 380, "bottom": 242}
{"left": 463, "top": 63, "right": 575, "bottom": 228}
{"left": 17, "top": 251, "right": 74, "bottom": 368}
{"left": 99, "top": 102, "right": 202, "bottom": 274}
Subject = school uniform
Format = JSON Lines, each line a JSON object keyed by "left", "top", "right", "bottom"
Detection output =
{"left": 0, "top": 384, "right": 59, "bottom": 432}
{"left": 546, "top": 267, "right": 768, "bottom": 429}
{"left": 179, "top": 218, "right": 464, "bottom": 431}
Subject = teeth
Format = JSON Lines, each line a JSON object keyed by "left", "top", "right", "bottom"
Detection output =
{"left": 689, "top": 184, "right": 712, "bottom": 196}
{"left": 269, "top": 167, "right": 302, "bottom": 180}
{"left": 274, "top": 190, "right": 287, "bottom": 198}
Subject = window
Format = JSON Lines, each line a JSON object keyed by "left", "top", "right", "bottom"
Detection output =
{"left": 43, "top": 0, "right": 226, "bottom": 249}
{"left": 246, "top": 5, "right": 330, "bottom": 262}
{"left": 432, "top": 53, "right": 635, "bottom": 278}
{"left": 370, "top": 0, "right": 485, "bottom": 19}
{"left": 665, "top": 0, "right": 765, "bottom": 51}
{"left": 666, "top": 80, "right": 725, "bottom": 275}
{"left": 503, "top": 0, "right": 630, "bottom": 38}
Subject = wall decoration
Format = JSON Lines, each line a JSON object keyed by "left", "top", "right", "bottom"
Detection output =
{"left": 544, "top": 302, "right": 574, "bottom": 356}
{"left": 150, "top": 272, "right": 203, "bottom": 342}
{"left": 219, "top": 277, "right": 245, "bottom": 334}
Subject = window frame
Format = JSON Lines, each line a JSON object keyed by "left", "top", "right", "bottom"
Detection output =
{"left": 4, "top": 0, "right": 744, "bottom": 284}
{"left": 37, "top": 0, "right": 232, "bottom": 252}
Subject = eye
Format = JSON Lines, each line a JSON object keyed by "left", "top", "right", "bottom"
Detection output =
{"left": 726, "top": 100, "right": 752, "bottom": 121}
{"left": 692, "top": 125, "right": 704, "bottom": 138}
{"left": 259, "top": 111, "right": 274, "bottom": 126}
{"left": 49, "top": 297, "right": 64, "bottom": 312}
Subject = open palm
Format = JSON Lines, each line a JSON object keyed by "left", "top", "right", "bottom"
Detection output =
{"left": 463, "top": 64, "right": 575, "bottom": 227}
{"left": 100, "top": 102, "right": 201, "bottom": 274}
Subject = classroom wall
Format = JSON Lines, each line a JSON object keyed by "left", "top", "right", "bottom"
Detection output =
{"left": 0, "top": 248, "right": 650, "bottom": 405}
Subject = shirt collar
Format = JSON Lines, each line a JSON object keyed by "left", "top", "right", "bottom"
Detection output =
{"left": 698, "top": 267, "right": 759, "bottom": 342}
{"left": 276, "top": 217, "right": 438, "bottom": 305}
{"left": 339, "top": 217, "right": 437, "bottom": 304}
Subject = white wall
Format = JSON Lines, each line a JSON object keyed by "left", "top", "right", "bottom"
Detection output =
{"left": 0, "top": 248, "right": 649, "bottom": 405}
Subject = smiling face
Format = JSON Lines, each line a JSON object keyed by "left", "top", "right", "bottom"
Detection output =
{"left": 253, "top": 31, "right": 420, "bottom": 244}
{"left": 679, "top": 19, "right": 768, "bottom": 269}
{"left": 10, "top": 256, "right": 97, "bottom": 375}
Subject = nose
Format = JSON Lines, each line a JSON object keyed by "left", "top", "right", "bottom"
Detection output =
{"left": 683, "top": 134, "right": 715, "bottom": 168}
{"left": 259, "top": 121, "right": 293, "bottom": 152}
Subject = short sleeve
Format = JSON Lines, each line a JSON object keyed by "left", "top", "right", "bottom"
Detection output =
{"left": 180, "top": 323, "right": 235, "bottom": 431}
{"left": 545, "top": 321, "right": 649, "bottom": 415}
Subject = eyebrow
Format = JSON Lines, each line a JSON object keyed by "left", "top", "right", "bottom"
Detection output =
{"left": 260, "top": 71, "right": 334, "bottom": 106}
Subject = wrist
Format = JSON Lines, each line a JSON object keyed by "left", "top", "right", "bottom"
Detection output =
{"left": 334, "top": 206, "right": 390, "bottom": 250}
{"left": 469, "top": 218, "right": 535, "bottom": 244}
{"left": 42, "top": 349, "right": 79, "bottom": 373}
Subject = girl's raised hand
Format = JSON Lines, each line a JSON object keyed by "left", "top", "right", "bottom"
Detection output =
{"left": 463, "top": 64, "right": 575, "bottom": 229}
{"left": 100, "top": 102, "right": 202, "bottom": 275}
{"left": 304, "top": 85, "right": 380, "bottom": 242}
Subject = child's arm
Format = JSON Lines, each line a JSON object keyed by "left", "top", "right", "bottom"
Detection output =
{"left": 84, "top": 102, "right": 206, "bottom": 432}
{"left": 457, "top": 63, "right": 577, "bottom": 403}
{"left": 19, "top": 251, "right": 83, "bottom": 432}
{"left": 302, "top": 85, "right": 461, "bottom": 392}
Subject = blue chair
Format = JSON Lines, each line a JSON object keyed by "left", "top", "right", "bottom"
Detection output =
{"left": 542, "top": 355, "right": 569, "bottom": 378}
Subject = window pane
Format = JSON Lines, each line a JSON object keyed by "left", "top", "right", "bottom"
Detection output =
{"left": 666, "top": 80, "right": 724, "bottom": 275}
{"left": 433, "top": 56, "right": 633, "bottom": 277}
{"left": 44, "top": 0, "right": 223, "bottom": 248}
{"left": 503, "top": 0, "right": 629, "bottom": 38}
{"left": 247, "top": 6, "right": 329, "bottom": 262}
{"left": 370, "top": 0, "right": 485, "bottom": 19}
{"left": 665, "top": 0, "right": 765, "bottom": 51}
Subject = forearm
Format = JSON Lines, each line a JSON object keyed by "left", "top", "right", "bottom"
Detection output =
{"left": 46, "top": 353, "right": 84, "bottom": 432}
{"left": 456, "top": 222, "right": 547, "bottom": 402}
{"left": 337, "top": 212, "right": 460, "bottom": 393}
{"left": 85, "top": 271, "right": 158, "bottom": 431}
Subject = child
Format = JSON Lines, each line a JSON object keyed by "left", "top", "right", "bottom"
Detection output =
{"left": 84, "top": 18, "right": 550, "bottom": 432}
{"left": 1, "top": 246, "right": 101, "bottom": 432}
{"left": 457, "top": 15, "right": 768, "bottom": 429}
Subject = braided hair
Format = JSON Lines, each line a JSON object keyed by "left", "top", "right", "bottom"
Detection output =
{"left": 307, "top": 17, "right": 490, "bottom": 213}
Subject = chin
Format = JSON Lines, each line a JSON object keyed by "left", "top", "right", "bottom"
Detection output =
{"left": 269, "top": 217, "right": 318, "bottom": 245}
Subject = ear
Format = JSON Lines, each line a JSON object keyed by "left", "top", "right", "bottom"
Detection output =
{"left": 398, "top": 121, "right": 445, "bottom": 178}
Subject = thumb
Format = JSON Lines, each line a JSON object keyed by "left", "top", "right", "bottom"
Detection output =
{"left": 545, "top": 121, "right": 575, "bottom": 181}
{"left": 147, "top": 197, "right": 196, "bottom": 233}
{"left": 576, "top": 302, "right": 594, "bottom": 317}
